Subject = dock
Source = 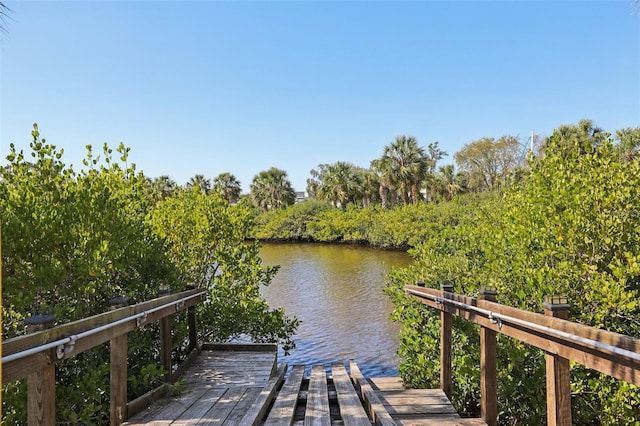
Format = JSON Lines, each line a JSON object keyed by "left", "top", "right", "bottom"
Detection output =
{"left": 7, "top": 287, "right": 638, "bottom": 425}
{"left": 124, "top": 344, "right": 486, "bottom": 425}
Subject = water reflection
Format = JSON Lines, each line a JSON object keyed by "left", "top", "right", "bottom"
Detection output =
{"left": 259, "top": 243, "right": 412, "bottom": 377}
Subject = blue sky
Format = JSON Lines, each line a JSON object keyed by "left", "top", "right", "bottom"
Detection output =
{"left": 1, "top": 1, "right": 638, "bottom": 193}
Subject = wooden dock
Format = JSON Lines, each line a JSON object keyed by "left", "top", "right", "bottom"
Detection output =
{"left": 124, "top": 346, "right": 486, "bottom": 425}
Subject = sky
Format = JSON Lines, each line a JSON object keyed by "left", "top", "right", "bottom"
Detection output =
{"left": 1, "top": 1, "right": 639, "bottom": 193}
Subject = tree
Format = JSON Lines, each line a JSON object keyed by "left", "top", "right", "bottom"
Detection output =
{"left": 185, "top": 174, "right": 211, "bottom": 194}
{"left": 309, "top": 161, "right": 360, "bottom": 209}
{"left": 614, "top": 127, "right": 640, "bottom": 161}
{"left": 375, "top": 136, "right": 443, "bottom": 205}
{"left": 370, "top": 157, "right": 396, "bottom": 209}
{"left": 0, "top": 2, "right": 10, "bottom": 34}
{"left": 355, "top": 167, "right": 380, "bottom": 207}
{"left": 213, "top": 172, "right": 242, "bottom": 203}
{"left": 388, "top": 121, "right": 640, "bottom": 424}
{"left": 432, "top": 164, "right": 463, "bottom": 201}
{"left": 380, "top": 136, "right": 428, "bottom": 204}
{"left": 1, "top": 126, "right": 176, "bottom": 423}
{"left": 541, "top": 119, "right": 609, "bottom": 158}
{"left": 250, "top": 167, "right": 295, "bottom": 211}
{"left": 149, "top": 189, "right": 299, "bottom": 348}
{"left": 454, "top": 135, "right": 521, "bottom": 191}
{"left": 146, "top": 175, "right": 177, "bottom": 201}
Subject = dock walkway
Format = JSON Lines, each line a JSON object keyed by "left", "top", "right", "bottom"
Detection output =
{"left": 124, "top": 346, "right": 486, "bottom": 425}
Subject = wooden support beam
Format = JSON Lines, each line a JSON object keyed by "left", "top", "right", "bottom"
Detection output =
{"left": 479, "top": 288, "right": 497, "bottom": 426}
{"left": 3, "top": 289, "right": 206, "bottom": 385}
{"left": 26, "top": 315, "right": 56, "bottom": 426}
{"left": 187, "top": 304, "right": 198, "bottom": 353}
{"left": 440, "top": 282, "right": 454, "bottom": 400}
{"left": 110, "top": 297, "right": 129, "bottom": 426}
{"left": 158, "top": 288, "right": 172, "bottom": 383}
{"left": 405, "top": 285, "right": 640, "bottom": 386}
{"left": 544, "top": 297, "right": 572, "bottom": 426}
{"left": 25, "top": 315, "right": 56, "bottom": 426}
{"left": 159, "top": 316, "right": 172, "bottom": 383}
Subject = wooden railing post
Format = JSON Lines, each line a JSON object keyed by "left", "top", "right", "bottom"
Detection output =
{"left": 110, "top": 296, "right": 129, "bottom": 426}
{"left": 159, "top": 288, "right": 172, "bottom": 383}
{"left": 440, "top": 282, "right": 454, "bottom": 399}
{"left": 26, "top": 313, "right": 56, "bottom": 426}
{"left": 186, "top": 285, "right": 198, "bottom": 352}
{"left": 479, "top": 287, "right": 498, "bottom": 426}
{"left": 543, "top": 296, "right": 572, "bottom": 426}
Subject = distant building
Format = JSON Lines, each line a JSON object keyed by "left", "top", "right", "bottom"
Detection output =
{"left": 295, "top": 191, "right": 306, "bottom": 203}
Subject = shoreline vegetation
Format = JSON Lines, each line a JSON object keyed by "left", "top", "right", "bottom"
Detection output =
{"left": 248, "top": 120, "right": 640, "bottom": 424}
{"left": 2, "top": 119, "right": 639, "bottom": 424}
{"left": 249, "top": 195, "right": 493, "bottom": 251}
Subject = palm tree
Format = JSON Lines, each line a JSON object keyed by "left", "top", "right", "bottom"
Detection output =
{"left": 378, "top": 136, "right": 429, "bottom": 205}
{"left": 315, "top": 161, "right": 359, "bottom": 209}
{"left": 213, "top": 172, "right": 242, "bottom": 203}
{"left": 355, "top": 167, "right": 380, "bottom": 207}
{"left": 0, "top": 2, "right": 10, "bottom": 35}
{"left": 149, "top": 175, "right": 177, "bottom": 201}
{"left": 435, "top": 164, "right": 462, "bottom": 201}
{"left": 250, "top": 167, "right": 296, "bottom": 211}
{"left": 186, "top": 174, "right": 211, "bottom": 194}
{"left": 371, "top": 158, "right": 395, "bottom": 209}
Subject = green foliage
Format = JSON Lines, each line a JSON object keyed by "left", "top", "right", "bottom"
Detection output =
{"left": 1, "top": 125, "right": 298, "bottom": 423}
{"left": 253, "top": 194, "right": 490, "bottom": 249}
{"left": 454, "top": 135, "right": 521, "bottom": 192}
{"left": 149, "top": 188, "right": 299, "bottom": 350}
{"left": 249, "top": 167, "right": 296, "bottom": 211}
{"left": 386, "top": 121, "right": 640, "bottom": 424}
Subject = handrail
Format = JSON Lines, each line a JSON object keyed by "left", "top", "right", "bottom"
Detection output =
{"left": 406, "top": 287, "right": 640, "bottom": 363}
{"left": 405, "top": 284, "right": 640, "bottom": 426}
{"left": 2, "top": 292, "right": 204, "bottom": 364}
{"left": 1, "top": 288, "right": 207, "bottom": 425}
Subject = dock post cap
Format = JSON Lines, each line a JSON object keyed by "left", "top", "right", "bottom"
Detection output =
{"left": 543, "top": 295, "right": 570, "bottom": 311}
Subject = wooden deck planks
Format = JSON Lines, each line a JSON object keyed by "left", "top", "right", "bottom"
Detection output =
{"left": 237, "top": 363, "right": 288, "bottom": 426}
{"left": 368, "top": 377, "right": 487, "bottom": 426}
{"left": 264, "top": 364, "right": 306, "bottom": 425}
{"left": 349, "top": 360, "right": 396, "bottom": 426}
{"left": 124, "top": 348, "right": 485, "bottom": 426}
{"left": 331, "top": 363, "right": 371, "bottom": 426}
{"left": 304, "top": 365, "right": 331, "bottom": 426}
{"left": 123, "top": 347, "right": 277, "bottom": 426}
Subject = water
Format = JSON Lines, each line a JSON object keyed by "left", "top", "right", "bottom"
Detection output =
{"left": 259, "top": 242, "right": 413, "bottom": 377}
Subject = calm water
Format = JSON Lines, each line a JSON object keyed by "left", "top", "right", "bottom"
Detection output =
{"left": 259, "top": 242, "right": 413, "bottom": 377}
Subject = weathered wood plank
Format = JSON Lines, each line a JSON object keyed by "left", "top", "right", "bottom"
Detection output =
{"left": 3, "top": 289, "right": 206, "bottom": 384}
{"left": 110, "top": 332, "right": 128, "bottom": 425}
{"left": 367, "top": 377, "right": 406, "bottom": 391}
{"left": 239, "top": 363, "right": 288, "bottom": 426}
{"left": 405, "top": 285, "right": 640, "bottom": 386}
{"left": 124, "top": 348, "right": 277, "bottom": 425}
{"left": 349, "top": 360, "right": 396, "bottom": 426}
{"left": 224, "top": 387, "right": 264, "bottom": 425}
{"left": 264, "top": 364, "right": 306, "bottom": 425}
{"left": 202, "top": 342, "right": 278, "bottom": 352}
{"left": 170, "top": 387, "right": 227, "bottom": 425}
{"left": 124, "top": 387, "right": 210, "bottom": 424}
{"left": 331, "top": 363, "right": 371, "bottom": 426}
{"left": 199, "top": 386, "right": 247, "bottom": 425}
{"left": 382, "top": 403, "right": 458, "bottom": 416}
{"left": 395, "top": 417, "right": 487, "bottom": 426}
{"left": 304, "top": 365, "right": 331, "bottom": 426}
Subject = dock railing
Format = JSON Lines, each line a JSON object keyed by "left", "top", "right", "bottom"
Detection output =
{"left": 2, "top": 287, "right": 207, "bottom": 425}
{"left": 405, "top": 284, "right": 640, "bottom": 426}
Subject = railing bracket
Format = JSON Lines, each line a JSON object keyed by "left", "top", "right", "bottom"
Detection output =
{"left": 488, "top": 312, "right": 502, "bottom": 330}
{"left": 137, "top": 312, "right": 148, "bottom": 327}
{"left": 56, "top": 335, "right": 77, "bottom": 359}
